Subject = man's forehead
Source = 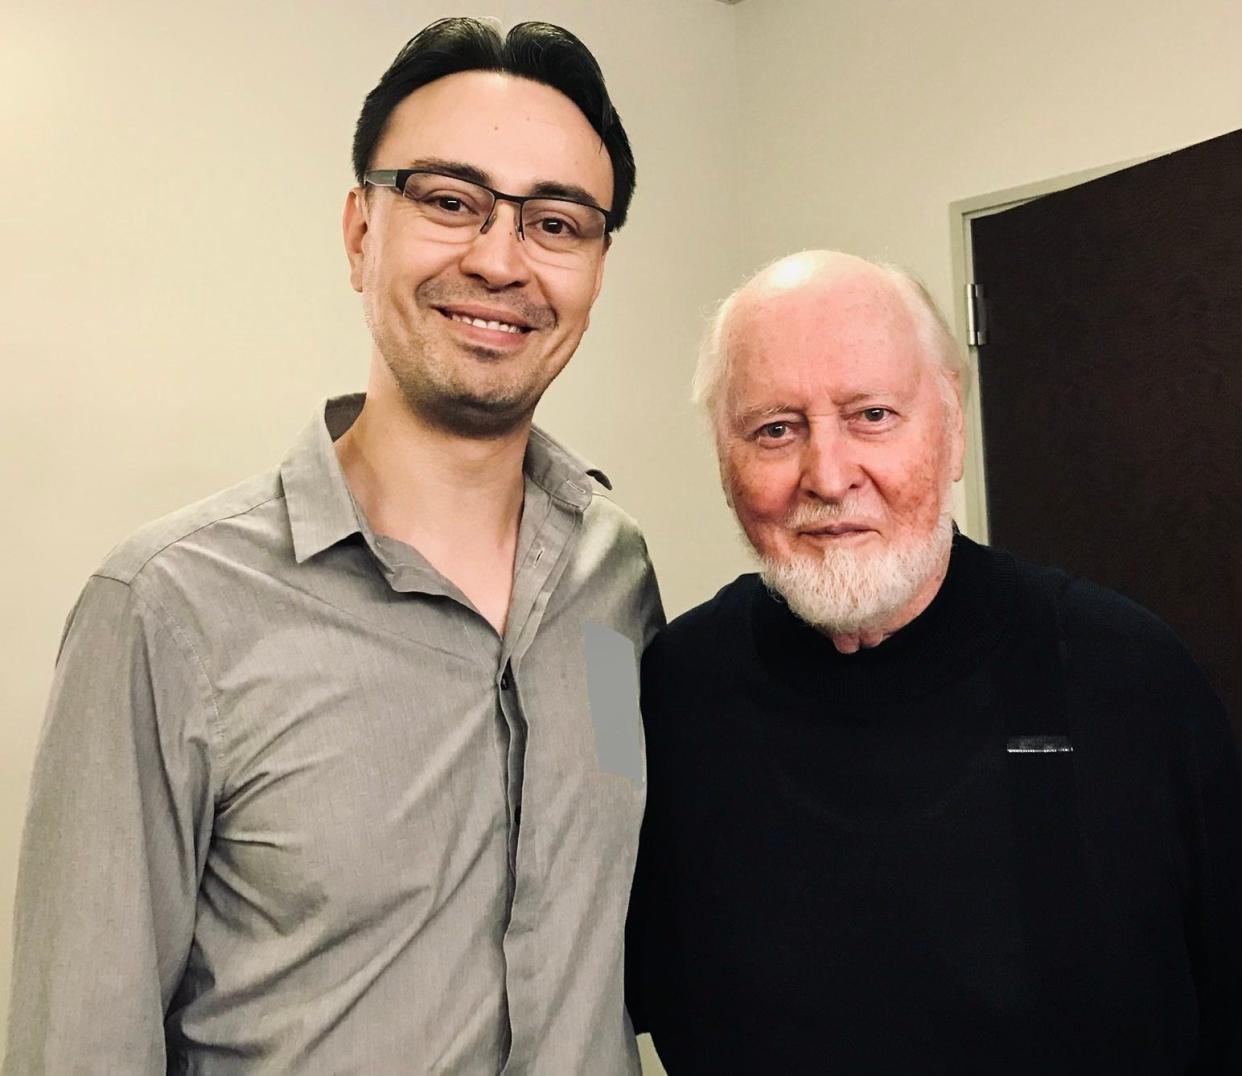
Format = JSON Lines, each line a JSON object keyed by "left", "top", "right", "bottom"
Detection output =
{"left": 376, "top": 70, "right": 614, "bottom": 203}
{"left": 733, "top": 276, "right": 917, "bottom": 359}
{"left": 741, "top": 267, "right": 904, "bottom": 329}
{"left": 723, "top": 277, "right": 929, "bottom": 402}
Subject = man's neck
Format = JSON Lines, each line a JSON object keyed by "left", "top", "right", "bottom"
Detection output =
{"left": 334, "top": 382, "right": 529, "bottom": 633}
{"left": 825, "top": 544, "right": 952, "bottom": 655}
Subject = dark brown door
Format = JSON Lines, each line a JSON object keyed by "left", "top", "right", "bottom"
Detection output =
{"left": 970, "top": 128, "right": 1242, "bottom": 732}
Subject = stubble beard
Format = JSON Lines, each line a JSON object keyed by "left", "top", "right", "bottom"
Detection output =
{"left": 757, "top": 502, "right": 955, "bottom": 637}
{"left": 367, "top": 281, "right": 559, "bottom": 440}
{"left": 383, "top": 344, "right": 538, "bottom": 439}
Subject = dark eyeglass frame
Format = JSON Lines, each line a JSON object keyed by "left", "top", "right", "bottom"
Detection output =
{"left": 362, "top": 169, "right": 615, "bottom": 241}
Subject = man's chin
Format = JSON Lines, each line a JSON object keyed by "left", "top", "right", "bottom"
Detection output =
{"left": 757, "top": 521, "right": 952, "bottom": 637}
{"left": 418, "top": 391, "right": 536, "bottom": 439}
{"left": 761, "top": 555, "right": 903, "bottom": 636}
{"left": 382, "top": 357, "right": 536, "bottom": 439}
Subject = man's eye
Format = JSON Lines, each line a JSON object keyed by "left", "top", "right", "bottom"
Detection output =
{"left": 414, "top": 191, "right": 486, "bottom": 219}
{"left": 427, "top": 194, "right": 482, "bottom": 215}
{"left": 758, "top": 422, "right": 791, "bottom": 440}
{"left": 860, "top": 408, "right": 891, "bottom": 423}
{"left": 531, "top": 215, "right": 579, "bottom": 238}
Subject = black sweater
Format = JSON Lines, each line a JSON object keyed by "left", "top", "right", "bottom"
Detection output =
{"left": 628, "top": 536, "right": 1242, "bottom": 1075}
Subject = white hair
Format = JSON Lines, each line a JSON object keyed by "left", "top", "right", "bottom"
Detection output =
{"left": 691, "top": 251, "right": 970, "bottom": 422}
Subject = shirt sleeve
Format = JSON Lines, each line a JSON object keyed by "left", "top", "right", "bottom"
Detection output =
{"left": 4, "top": 574, "right": 216, "bottom": 1073}
{"left": 636, "top": 538, "right": 666, "bottom": 651}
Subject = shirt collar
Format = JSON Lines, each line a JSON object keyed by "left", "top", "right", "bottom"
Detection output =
{"left": 279, "top": 394, "right": 611, "bottom": 564}
{"left": 525, "top": 423, "right": 612, "bottom": 509}
{"left": 280, "top": 395, "right": 369, "bottom": 564}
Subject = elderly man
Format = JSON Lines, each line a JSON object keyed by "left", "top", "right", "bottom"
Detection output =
{"left": 8, "top": 18, "right": 660, "bottom": 1073}
{"left": 627, "top": 251, "right": 1241, "bottom": 1073}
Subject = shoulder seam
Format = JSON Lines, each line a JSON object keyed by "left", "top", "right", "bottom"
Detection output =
{"left": 98, "top": 493, "right": 285, "bottom": 584}
{"left": 77, "top": 575, "right": 226, "bottom": 806}
{"left": 104, "top": 574, "right": 227, "bottom": 806}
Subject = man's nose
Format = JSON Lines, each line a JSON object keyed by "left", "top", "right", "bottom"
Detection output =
{"left": 457, "top": 201, "right": 530, "bottom": 288}
{"left": 799, "top": 423, "right": 863, "bottom": 502}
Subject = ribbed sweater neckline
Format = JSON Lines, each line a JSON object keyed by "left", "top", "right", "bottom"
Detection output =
{"left": 747, "top": 534, "right": 1016, "bottom": 706}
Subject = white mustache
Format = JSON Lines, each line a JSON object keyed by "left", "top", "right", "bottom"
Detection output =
{"left": 783, "top": 501, "right": 868, "bottom": 529}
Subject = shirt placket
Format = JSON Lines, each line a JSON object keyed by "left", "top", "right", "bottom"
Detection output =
{"left": 497, "top": 483, "right": 583, "bottom": 836}
{"left": 496, "top": 482, "right": 584, "bottom": 1071}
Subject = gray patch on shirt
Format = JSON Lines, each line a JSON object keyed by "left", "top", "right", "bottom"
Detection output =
{"left": 584, "top": 623, "right": 643, "bottom": 786}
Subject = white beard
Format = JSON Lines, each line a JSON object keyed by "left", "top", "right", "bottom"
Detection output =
{"left": 758, "top": 510, "right": 954, "bottom": 636}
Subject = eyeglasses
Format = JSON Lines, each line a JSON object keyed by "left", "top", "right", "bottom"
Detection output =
{"left": 363, "top": 169, "right": 612, "bottom": 266}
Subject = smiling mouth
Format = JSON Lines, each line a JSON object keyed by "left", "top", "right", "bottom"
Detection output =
{"left": 438, "top": 309, "right": 532, "bottom": 335}
{"left": 801, "top": 524, "right": 874, "bottom": 538}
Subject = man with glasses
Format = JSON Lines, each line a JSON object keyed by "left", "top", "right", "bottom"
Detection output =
{"left": 7, "top": 18, "right": 660, "bottom": 1074}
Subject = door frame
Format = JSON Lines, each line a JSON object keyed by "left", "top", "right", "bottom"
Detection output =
{"left": 947, "top": 155, "right": 1154, "bottom": 542}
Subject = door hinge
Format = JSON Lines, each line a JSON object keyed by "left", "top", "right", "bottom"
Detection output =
{"left": 966, "top": 283, "right": 987, "bottom": 347}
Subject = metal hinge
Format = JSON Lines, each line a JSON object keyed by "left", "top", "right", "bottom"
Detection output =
{"left": 966, "top": 283, "right": 987, "bottom": 347}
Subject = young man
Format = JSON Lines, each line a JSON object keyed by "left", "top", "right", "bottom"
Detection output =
{"left": 8, "top": 19, "right": 661, "bottom": 1073}
{"left": 628, "top": 250, "right": 1241, "bottom": 1074}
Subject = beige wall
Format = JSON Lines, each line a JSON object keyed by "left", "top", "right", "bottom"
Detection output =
{"left": 3, "top": 0, "right": 1240, "bottom": 1064}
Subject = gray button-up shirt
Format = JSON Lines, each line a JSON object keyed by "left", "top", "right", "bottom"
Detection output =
{"left": 6, "top": 396, "right": 663, "bottom": 1074}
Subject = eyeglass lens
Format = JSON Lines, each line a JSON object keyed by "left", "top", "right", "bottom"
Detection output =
{"left": 399, "top": 172, "right": 606, "bottom": 259}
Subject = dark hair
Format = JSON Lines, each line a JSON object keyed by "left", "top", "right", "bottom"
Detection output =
{"left": 352, "top": 18, "right": 636, "bottom": 230}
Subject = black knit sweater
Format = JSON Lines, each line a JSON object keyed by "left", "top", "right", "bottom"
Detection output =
{"left": 627, "top": 536, "right": 1242, "bottom": 1074}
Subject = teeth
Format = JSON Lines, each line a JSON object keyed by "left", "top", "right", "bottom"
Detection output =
{"left": 449, "top": 313, "right": 524, "bottom": 334}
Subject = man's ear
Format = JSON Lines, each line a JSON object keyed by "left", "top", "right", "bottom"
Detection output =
{"left": 947, "top": 378, "right": 966, "bottom": 484}
{"left": 716, "top": 429, "right": 735, "bottom": 509}
{"left": 578, "top": 241, "right": 609, "bottom": 334}
{"left": 343, "top": 188, "right": 369, "bottom": 294}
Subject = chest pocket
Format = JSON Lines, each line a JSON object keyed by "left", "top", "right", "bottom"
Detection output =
{"left": 583, "top": 622, "right": 644, "bottom": 786}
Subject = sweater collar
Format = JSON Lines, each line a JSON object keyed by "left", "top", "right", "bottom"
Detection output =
{"left": 748, "top": 534, "right": 1016, "bottom": 704}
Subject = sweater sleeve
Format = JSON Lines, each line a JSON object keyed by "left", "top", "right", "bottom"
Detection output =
{"left": 1181, "top": 673, "right": 1242, "bottom": 1075}
{"left": 4, "top": 575, "right": 216, "bottom": 1073}
{"left": 1062, "top": 574, "right": 1242, "bottom": 1073}
{"left": 625, "top": 630, "right": 668, "bottom": 1036}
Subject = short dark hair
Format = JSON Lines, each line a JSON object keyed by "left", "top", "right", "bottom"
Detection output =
{"left": 352, "top": 18, "right": 636, "bottom": 230}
